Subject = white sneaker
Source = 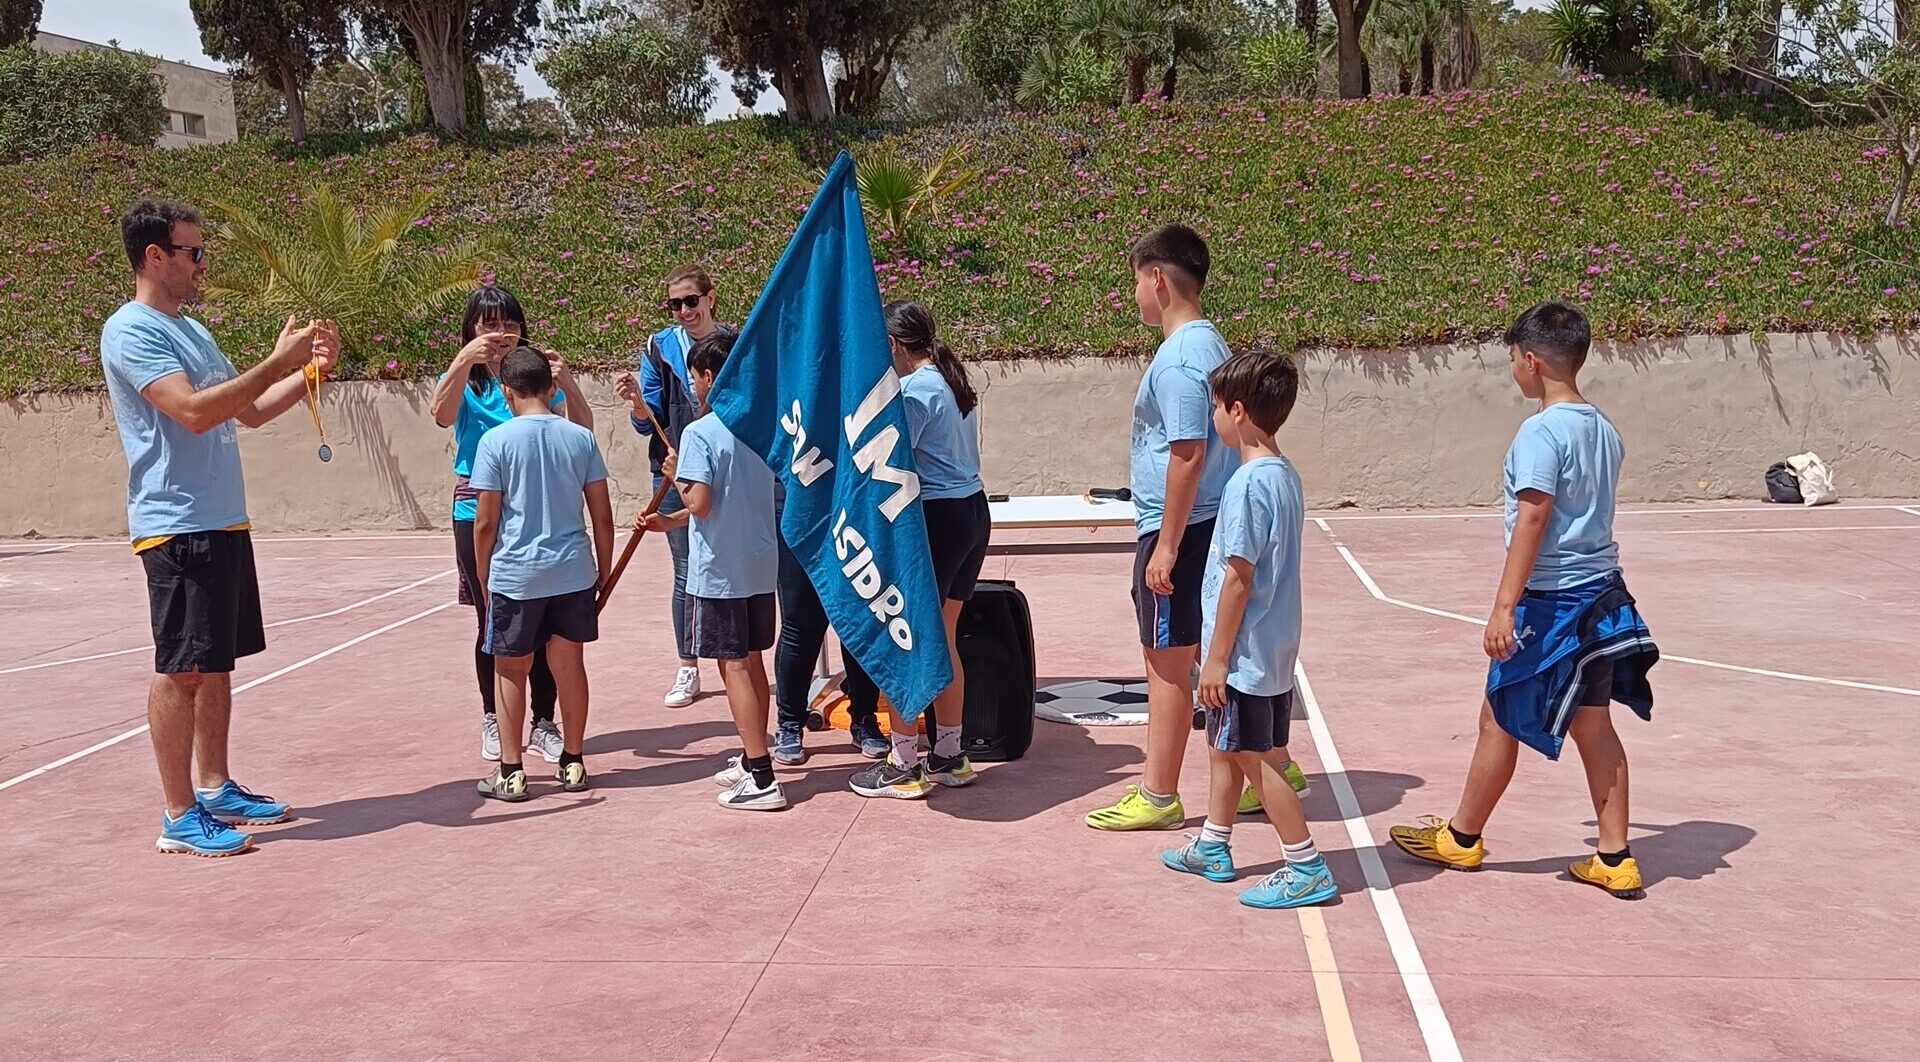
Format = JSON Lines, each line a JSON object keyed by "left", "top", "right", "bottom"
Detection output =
{"left": 530, "top": 719, "right": 564, "bottom": 763}
{"left": 713, "top": 755, "right": 747, "bottom": 788}
{"left": 665, "top": 665, "right": 701, "bottom": 708}
{"left": 717, "top": 774, "right": 787, "bottom": 811}
{"left": 481, "top": 713, "right": 501, "bottom": 761}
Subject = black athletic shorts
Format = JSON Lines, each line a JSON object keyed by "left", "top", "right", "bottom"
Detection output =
{"left": 1206, "top": 687, "right": 1294, "bottom": 754}
{"left": 1132, "top": 518, "right": 1216, "bottom": 649}
{"left": 690, "top": 592, "right": 777, "bottom": 660}
{"left": 487, "top": 587, "right": 599, "bottom": 658}
{"left": 141, "top": 530, "right": 266, "bottom": 674}
{"left": 1576, "top": 657, "right": 1615, "bottom": 708}
{"left": 923, "top": 492, "right": 992, "bottom": 603}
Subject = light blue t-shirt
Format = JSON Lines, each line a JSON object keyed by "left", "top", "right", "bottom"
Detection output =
{"left": 902, "top": 365, "right": 984, "bottom": 501}
{"left": 1503, "top": 403, "right": 1623, "bottom": 591}
{"left": 677, "top": 412, "right": 777, "bottom": 599}
{"left": 99, "top": 301, "right": 250, "bottom": 541}
{"left": 468, "top": 413, "right": 607, "bottom": 601}
{"left": 1199, "top": 457, "right": 1305, "bottom": 698}
{"left": 446, "top": 372, "right": 564, "bottom": 522}
{"left": 1129, "top": 319, "right": 1239, "bottom": 535}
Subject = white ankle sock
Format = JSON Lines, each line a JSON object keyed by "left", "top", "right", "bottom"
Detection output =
{"left": 1141, "top": 785, "right": 1177, "bottom": 809}
{"left": 1200, "top": 820, "right": 1233, "bottom": 846}
{"left": 1283, "top": 838, "right": 1320, "bottom": 865}
{"left": 889, "top": 729, "right": 919, "bottom": 768}
{"left": 933, "top": 723, "right": 963, "bottom": 759}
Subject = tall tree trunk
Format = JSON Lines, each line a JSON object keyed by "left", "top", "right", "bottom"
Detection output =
{"left": 1296, "top": 0, "right": 1318, "bottom": 47}
{"left": 280, "top": 61, "right": 308, "bottom": 144}
{"left": 399, "top": 5, "right": 469, "bottom": 137}
{"left": 1160, "top": 59, "right": 1179, "bottom": 101}
{"left": 1441, "top": 14, "right": 1479, "bottom": 91}
{"left": 1418, "top": 37, "right": 1435, "bottom": 94}
{"left": 773, "top": 48, "right": 835, "bottom": 122}
{"left": 463, "top": 58, "right": 486, "bottom": 133}
{"left": 1333, "top": 0, "right": 1372, "bottom": 99}
{"left": 1126, "top": 52, "right": 1149, "bottom": 103}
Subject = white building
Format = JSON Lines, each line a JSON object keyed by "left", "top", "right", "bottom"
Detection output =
{"left": 31, "top": 32, "right": 238, "bottom": 148}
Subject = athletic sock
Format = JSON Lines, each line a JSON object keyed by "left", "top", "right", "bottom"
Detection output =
{"left": 1598, "top": 846, "right": 1632, "bottom": 867}
{"left": 933, "top": 723, "right": 963, "bottom": 759}
{"left": 1200, "top": 820, "right": 1232, "bottom": 846}
{"left": 1447, "top": 823, "right": 1481, "bottom": 849}
{"left": 745, "top": 754, "right": 774, "bottom": 789}
{"left": 1283, "top": 838, "right": 1321, "bottom": 865}
{"left": 889, "top": 729, "right": 919, "bottom": 769}
{"left": 1142, "top": 786, "right": 1177, "bottom": 810}
{"left": 559, "top": 751, "right": 583, "bottom": 769}
{"left": 500, "top": 761, "right": 524, "bottom": 778}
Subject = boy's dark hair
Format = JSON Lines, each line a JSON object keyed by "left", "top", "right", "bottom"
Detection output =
{"left": 688, "top": 330, "right": 737, "bottom": 376}
{"left": 498, "top": 344, "right": 553, "bottom": 397}
{"left": 1504, "top": 300, "right": 1591, "bottom": 374}
{"left": 1208, "top": 350, "right": 1299, "bottom": 434}
{"left": 1128, "top": 224, "right": 1210, "bottom": 292}
{"left": 121, "top": 200, "right": 202, "bottom": 273}
{"left": 459, "top": 285, "right": 530, "bottom": 392}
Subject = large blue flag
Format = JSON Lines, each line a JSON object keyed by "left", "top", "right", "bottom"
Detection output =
{"left": 708, "top": 152, "right": 952, "bottom": 722}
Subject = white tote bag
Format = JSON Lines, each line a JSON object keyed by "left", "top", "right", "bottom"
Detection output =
{"left": 1785, "top": 452, "right": 1839, "bottom": 507}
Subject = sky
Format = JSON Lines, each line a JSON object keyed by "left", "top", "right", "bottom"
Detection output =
{"left": 35, "top": 0, "right": 781, "bottom": 121}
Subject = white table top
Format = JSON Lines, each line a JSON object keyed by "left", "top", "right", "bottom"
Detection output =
{"left": 988, "top": 494, "right": 1136, "bottom": 530}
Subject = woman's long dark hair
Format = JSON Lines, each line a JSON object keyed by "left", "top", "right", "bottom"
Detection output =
{"left": 883, "top": 300, "right": 976, "bottom": 417}
{"left": 459, "top": 286, "right": 529, "bottom": 392}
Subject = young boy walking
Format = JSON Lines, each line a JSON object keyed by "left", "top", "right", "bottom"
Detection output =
{"left": 642, "top": 333, "right": 785, "bottom": 811}
{"left": 1389, "top": 301, "right": 1659, "bottom": 898}
{"left": 1088, "top": 223, "right": 1250, "bottom": 831}
{"left": 471, "top": 346, "right": 614, "bottom": 801}
{"left": 1159, "top": 351, "right": 1336, "bottom": 908}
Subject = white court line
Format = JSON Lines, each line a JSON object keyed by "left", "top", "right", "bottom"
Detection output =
{"left": 1295, "top": 663, "right": 1462, "bottom": 1062}
{"left": 21, "top": 533, "right": 449, "bottom": 548}
{"left": 1315, "top": 504, "right": 1920, "bottom": 522}
{"left": 0, "top": 599, "right": 459, "bottom": 794}
{"left": 1898, "top": 506, "right": 1920, "bottom": 519}
{"left": 1318, "top": 529, "right": 1920, "bottom": 699}
{"left": 0, "top": 543, "right": 75, "bottom": 559}
{"left": 0, "top": 569, "right": 454, "bottom": 676}
{"left": 1624, "top": 524, "right": 1920, "bottom": 536}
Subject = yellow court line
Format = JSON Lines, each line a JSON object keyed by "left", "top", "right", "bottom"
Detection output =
{"left": 1297, "top": 905, "right": 1364, "bottom": 1062}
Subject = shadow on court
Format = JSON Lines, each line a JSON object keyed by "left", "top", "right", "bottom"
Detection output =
{"left": 256, "top": 777, "right": 600, "bottom": 844}
{"left": 1374, "top": 817, "right": 1759, "bottom": 892}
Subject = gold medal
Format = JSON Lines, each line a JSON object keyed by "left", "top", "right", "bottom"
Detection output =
{"left": 303, "top": 362, "right": 330, "bottom": 462}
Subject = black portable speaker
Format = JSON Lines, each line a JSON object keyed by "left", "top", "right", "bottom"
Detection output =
{"left": 955, "top": 580, "right": 1035, "bottom": 762}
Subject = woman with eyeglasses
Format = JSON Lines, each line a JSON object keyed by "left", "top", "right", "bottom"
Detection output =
{"left": 615, "top": 265, "right": 737, "bottom": 708}
{"left": 430, "top": 286, "right": 593, "bottom": 763}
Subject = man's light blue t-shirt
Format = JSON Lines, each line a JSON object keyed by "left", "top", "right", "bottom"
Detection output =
{"left": 1129, "top": 319, "right": 1239, "bottom": 535}
{"left": 1503, "top": 403, "right": 1624, "bottom": 591}
{"left": 446, "top": 372, "right": 563, "bottom": 522}
{"left": 99, "top": 301, "right": 250, "bottom": 541}
{"left": 468, "top": 413, "right": 607, "bottom": 601}
{"left": 902, "top": 365, "right": 984, "bottom": 501}
{"left": 1200, "top": 456, "right": 1305, "bottom": 698}
{"left": 677, "top": 412, "right": 777, "bottom": 599}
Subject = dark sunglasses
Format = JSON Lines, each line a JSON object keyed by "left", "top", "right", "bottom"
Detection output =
{"left": 664, "top": 293, "right": 705, "bottom": 313}
{"left": 162, "top": 242, "right": 207, "bottom": 264}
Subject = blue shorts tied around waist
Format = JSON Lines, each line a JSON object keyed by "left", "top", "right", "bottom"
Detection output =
{"left": 1486, "top": 572, "right": 1659, "bottom": 760}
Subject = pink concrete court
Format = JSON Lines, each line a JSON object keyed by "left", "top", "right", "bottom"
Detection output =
{"left": 2, "top": 500, "right": 1917, "bottom": 1061}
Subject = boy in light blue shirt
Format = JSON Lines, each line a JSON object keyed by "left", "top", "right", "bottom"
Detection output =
{"left": 643, "top": 332, "right": 786, "bottom": 812}
{"left": 471, "top": 347, "right": 614, "bottom": 801}
{"left": 1391, "top": 301, "right": 1659, "bottom": 900}
{"left": 1089, "top": 223, "right": 1243, "bottom": 833}
{"left": 1159, "top": 351, "right": 1336, "bottom": 909}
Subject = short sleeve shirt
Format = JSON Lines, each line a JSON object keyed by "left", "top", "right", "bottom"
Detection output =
{"left": 1199, "top": 457, "right": 1305, "bottom": 697}
{"left": 468, "top": 413, "right": 607, "bottom": 600}
{"left": 677, "top": 412, "right": 777, "bottom": 599}
{"left": 1502, "top": 403, "right": 1624, "bottom": 591}
{"left": 446, "top": 373, "right": 564, "bottom": 521}
{"left": 901, "top": 365, "right": 984, "bottom": 501}
{"left": 1129, "top": 319, "right": 1239, "bottom": 535}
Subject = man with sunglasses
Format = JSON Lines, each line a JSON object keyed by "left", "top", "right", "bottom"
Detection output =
{"left": 100, "top": 200, "right": 338, "bottom": 857}
{"left": 615, "top": 264, "right": 737, "bottom": 709}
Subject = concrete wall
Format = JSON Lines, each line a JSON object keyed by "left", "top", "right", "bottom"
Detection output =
{"left": 3, "top": 332, "right": 1915, "bottom": 539}
{"left": 31, "top": 33, "right": 238, "bottom": 148}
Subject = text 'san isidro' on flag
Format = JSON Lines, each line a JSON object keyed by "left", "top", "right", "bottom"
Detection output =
{"left": 707, "top": 151, "right": 953, "bottom": 722}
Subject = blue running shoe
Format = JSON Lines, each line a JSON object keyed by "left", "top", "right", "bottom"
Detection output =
{"left": 156, "top": 804, "right": 252, "bottom": 857}
{"left": 848, "top": 718, "right": 889, "bottom": 759}
{"left": 197, "top": 780, "right": 292, "bottom": 825}
{"left": 773, "top": 722, "right": 808, "bottom": 766}
{"left": 1161, "top": 835, "right": 1237, "bottom": 882}
{"left": 1240, "top": 858, "right": 1337, "bottom": 909}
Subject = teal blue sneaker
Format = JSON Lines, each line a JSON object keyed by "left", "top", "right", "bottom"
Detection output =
{"left": 156, "top": 804, "right": 252, "bottom": 857}
{"left": 1160, "top": 835, "right": 1237, "bottom": 882}
{"left": 1240, "top": 858, "right": 1337, "bottom": 909}
{"left": 196, "top": 780, "right": 291, "bottom": 825}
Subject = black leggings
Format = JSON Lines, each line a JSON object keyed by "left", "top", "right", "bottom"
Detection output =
{"left": 773, "top": 520, "right": 877, "bottom": 729}
{"left": 453, "top": 519, "right": 555, "bottom": 722}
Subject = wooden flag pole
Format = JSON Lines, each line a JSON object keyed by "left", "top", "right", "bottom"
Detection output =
{"left": 596, "top": 390, "right": 674, "bottom": 616}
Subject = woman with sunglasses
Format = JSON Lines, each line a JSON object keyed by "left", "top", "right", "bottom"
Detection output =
{"left": 431, "top": 286, "right": 593, "bottom": 762}
{"left": 615, "top": 265, "right": 737, "bottom": 708}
